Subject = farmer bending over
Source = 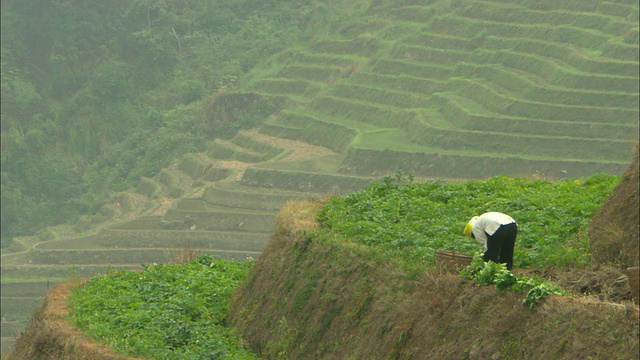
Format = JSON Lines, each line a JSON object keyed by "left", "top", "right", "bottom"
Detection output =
{"left": 463, "top": 212, "right": 517, "bottom": 270}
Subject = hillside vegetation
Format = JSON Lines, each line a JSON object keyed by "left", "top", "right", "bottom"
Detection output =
{"left": 1, "top": 0, "right": 639, "bottom": 356}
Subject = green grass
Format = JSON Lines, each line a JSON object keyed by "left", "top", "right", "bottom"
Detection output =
{"left": 415, "top": 127, "right": 631, "bottom": 162}
{"left": 310, "top": 96, "right": 416, "bottom": 128}
{"left": 474, "top": 49, "right": 638, "bottom": 93}
{"left": 402, "top": 31, "right": 476, "bottom": 50}
{"left": 598, "top": 1, "right": 639, "bottom": 18}
{"left": 381, "top": 5, "right": 439, "bottom": 24}
{"left": 292, "top": 52, "right": 368, "bottom": 67}
{"left": 339, "top": 147, "right": 630, "bottom": 180}
{"left": 264, "top": 110, "right": 358, "bottom": 152}
{"left": 452, "top": 62, "right": 639, "bottom": 108}
{"left": 355, "top": 128, "right": 433, "bottom": 152}
{"left": 207, "top": 139, "right": 274, "bottom": 163}
{"left": 254, "top": 78, "right": 322, "bottom": 98}
{"left": 434, "top": 14, "right": 611, "bottom": 51}
{"left": 35, "top": 231, "right": 269, "bottom": 252}
{"left": 276, "top": 64, "right": 344, "bottom": 82}
{"left": 255, "top": 154, "right": 343, "bottom": 173}
{"left": 1, "top": 297, "right": 47, "bottom": 322}
{"left": 242, "top": 0, "right": 637, "bottom": 174}
{"left": 455, "top": 79, "right": 638, "bottom": 124}
{"left": 349, "top": 71, "right": 449, "bottom": 95}
{"left": 241, "top": 167, "right": 378, "bottom": 193}
{"left": 333, "top": 83, "right": 431, "bottom": 109}
{"left": 482, "top": 37, "right": 640, "bottom": 77}
{"left": 391, "top": 44, "right": 471, "bottom": 64}
{"left": 313, "top": 36, "right": 383, "bottom": 57}
{"left": 232, "top": 133, "right": 285, "bottom": 159}
{"left": 435, "top": 93, "right": 637, "bottom": 140}
{"left": 287, "top": 108, "right": 382, "bottom": 133}
{"left": 203, "top": 184, "right": 314, "bottom": 210}
{"left": 459, "top": 1, "right": 629, "bottom": 37}
{"left": 178, "top": 154, "right": 213, "bottom": 180}
{"left": 601, "top": 40, "right": 639, "bottom": 62}
{"left": 371, "top": 58, "right": 454, "bottom": 80}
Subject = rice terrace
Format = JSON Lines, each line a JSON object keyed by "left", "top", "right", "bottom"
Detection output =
{"left": 1, "top": 0, "right": 638, "bottom": 358}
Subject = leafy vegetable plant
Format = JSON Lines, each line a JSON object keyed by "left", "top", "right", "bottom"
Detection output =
{"left": 70, "top": 255, "right": 257, "bottom": 359}
{"left": 317, "top": 172, "right": 617, "bottom": 269}
{"left": 461, "top": 252, "right": 564, "bottom": 309}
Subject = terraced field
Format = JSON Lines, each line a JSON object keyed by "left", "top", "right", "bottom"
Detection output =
{"left": 254, "top": 0, "right": 638, "bottom": 179}
{"left": 2, "top": 0, "right": 638, "bottom": 352}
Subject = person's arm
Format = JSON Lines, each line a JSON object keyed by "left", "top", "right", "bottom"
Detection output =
{"left": 472, "top": 227, "right": 488, "bottom": 252}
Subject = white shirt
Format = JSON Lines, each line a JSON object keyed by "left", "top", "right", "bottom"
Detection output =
{"left": 471, "top": 212, "right": 516, "bottom": 251}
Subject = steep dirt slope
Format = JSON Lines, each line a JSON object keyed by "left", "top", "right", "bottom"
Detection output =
{"left": 589, "top": 143, "right": 639, "bottom": 268}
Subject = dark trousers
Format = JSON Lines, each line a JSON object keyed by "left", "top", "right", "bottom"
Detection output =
{"left": 482, "top": 223, "right": 517, "bottom": 270}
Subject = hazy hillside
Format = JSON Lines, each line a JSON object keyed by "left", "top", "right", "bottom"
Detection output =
{"left": 1, "top": 0, "right": 638, "bottom": 355}
{"left": 2, "top": 0, "right": 638, "bottom": 247}
{"left": 0, "top": 0, "right": 342, "bottom": 247}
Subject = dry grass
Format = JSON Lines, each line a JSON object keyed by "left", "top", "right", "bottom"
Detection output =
{"left": 169, "top": 241, "right": 203, "bottom": 264}
{"left": 277, "top": 198, "right": 326, "bottom": 232}
{"left": 588, "top": 142, "right": 639, "bottom": 268}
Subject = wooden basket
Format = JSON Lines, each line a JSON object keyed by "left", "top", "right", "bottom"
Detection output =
{"left": 628, "top": 267, "right": 639, "bottom": 305}
{"left": 435, "top": 250, "right": 473, "bottom": 271}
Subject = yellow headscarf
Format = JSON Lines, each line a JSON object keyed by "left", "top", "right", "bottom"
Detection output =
{"left": 463, "top": 216, "right": 479, "bottom": 238}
